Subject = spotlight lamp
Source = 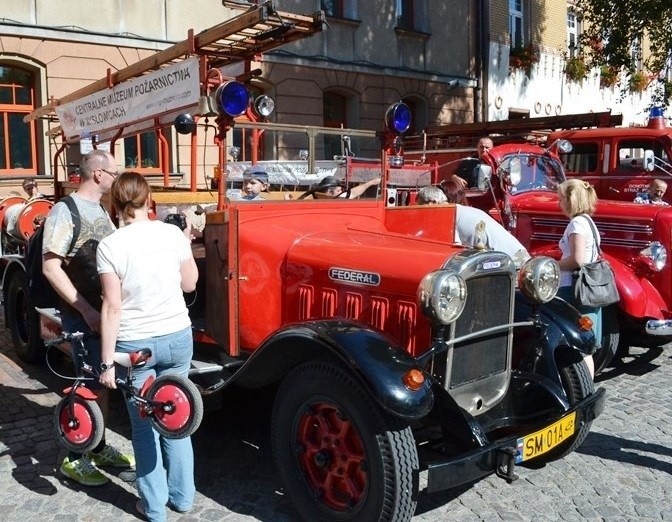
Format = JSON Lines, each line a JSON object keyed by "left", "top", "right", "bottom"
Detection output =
{"left": 253, "top": 95, "right": 275, "bottom": 119}
{"left": 174, "top": 113, "right": 197, "bottom": 135}
{"left": 229, "top": 146, "right": 241, "bottom": 161}
{"left": 299, "top": 149, "right": 309, "bottom": 161}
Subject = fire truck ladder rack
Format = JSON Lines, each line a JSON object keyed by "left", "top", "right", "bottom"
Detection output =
{"left": 405, "top": 111, "right": 624, "bottom": 151}
{"left": 25, "top": 1, "right": 326, "bottom": 127}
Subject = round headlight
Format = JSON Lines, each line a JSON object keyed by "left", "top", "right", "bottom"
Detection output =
{"left": 417, "top": 270, "right": 467, "bottom": 325}
{"left": 215, "top": 81, "right": 250, "bottom": 117}
{"left": 638, "top": 241, "right": 666, "bottom": 272}
{"left": 518, "top": 256, "right": 560, "bottom": 303}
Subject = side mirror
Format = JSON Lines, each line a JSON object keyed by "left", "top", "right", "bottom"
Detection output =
{"left": 644, "top": 150, "right": 655, "bottom": 171}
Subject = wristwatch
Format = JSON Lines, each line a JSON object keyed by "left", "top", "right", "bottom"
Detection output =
{"left": 100, "top": 362, "right": 114, "bottom": 372}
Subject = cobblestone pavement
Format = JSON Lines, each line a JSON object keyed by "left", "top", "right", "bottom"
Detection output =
{"left": 0, "top": 310, "right": 671, "bottom": 521}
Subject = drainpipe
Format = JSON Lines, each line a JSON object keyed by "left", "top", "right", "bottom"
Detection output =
{"left": 476, "top": 0, "right": 490, "bottom": 123}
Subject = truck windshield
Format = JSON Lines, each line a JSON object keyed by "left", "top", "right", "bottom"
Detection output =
{"left": 500, "top": 154, "right": 565, "bottom": 193}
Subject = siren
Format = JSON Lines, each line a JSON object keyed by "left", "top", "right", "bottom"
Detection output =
{"left": 648, "top": 106, "right": 667, "bottom": 129}
{"left": 215, "top": 81, "right": 250, "bottom": 117}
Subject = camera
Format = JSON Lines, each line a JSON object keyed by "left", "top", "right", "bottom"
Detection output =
{"left": 164, "top": 213, "right": 187, "bottom": 230}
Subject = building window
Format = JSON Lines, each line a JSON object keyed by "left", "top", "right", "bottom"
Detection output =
{"left": 323, "top": 92, "right": 348, "bottom": 160}
{"left": 509, "top": 0, "right": 524, "bottom": 48}
{"left": 0, "top": 65, "right": 37, "bottom": 173}
{"left": 124, "top": 131, "right": 161, "bottom": 172}
{"left": 631, "top": 38, "right": 643, "bottom": 71}
{"left": 397, "top": 0, "right": 414, "bottom": 30}
{"left": 567, "top": 11, "right": 579, "bottom": 58}
{"left": 321, "top": 0, "right": 343, "bottom": 18}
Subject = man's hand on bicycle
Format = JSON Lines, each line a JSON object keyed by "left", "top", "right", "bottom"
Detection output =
{"left": 99, "top": 365, "right": 117, "bottom": 389}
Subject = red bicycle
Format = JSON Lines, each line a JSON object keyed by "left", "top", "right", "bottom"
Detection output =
{"left": 47, "top": 331, "right": 203, "bottom": 453}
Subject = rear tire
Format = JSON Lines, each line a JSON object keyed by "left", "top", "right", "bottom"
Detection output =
{"left": 7, "top": 271, "right": 44, "bottom": 364}
{"left": 594, "top": 305, "right": 619, "bottom": 373}
{"left": 145, "top": 374, "right": 204, "bottom": 439}
{"left": 272, "top": 361, "right": 418, "bottom": 522}
{"left": 53, "top": 394, "right": 104, "bottom": 454}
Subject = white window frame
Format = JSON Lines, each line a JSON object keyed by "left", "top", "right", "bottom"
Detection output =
{"left": 567, "top": 11, "right": 579, "bottom": 58}
{"left": 509, "top": 0, "right": 524, "bottom": 48}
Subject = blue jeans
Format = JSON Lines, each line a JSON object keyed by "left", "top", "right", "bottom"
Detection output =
{"left": 557, "top": 285, "right": 602, "bottom": 350}
{"left": 116, "top": 327, "right": 195, "bottom": 522}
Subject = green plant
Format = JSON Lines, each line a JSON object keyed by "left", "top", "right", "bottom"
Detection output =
{"left": 509, "top": 43, "right": 540, "bottom": 76}
{"left": 599, "top": 65, "right": 619, "bottom": 88}
{"left": 565, "top": 56, "right": 589, "bottom": 83}
{"left": 629, "top": 71, "right": 647, "bottom": 93}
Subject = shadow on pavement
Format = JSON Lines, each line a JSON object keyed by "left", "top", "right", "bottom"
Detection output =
{"left": 578, "top": 431, "right": 672, "bottom": 476}
{"left": 595, "top": 346, "right": 665, "bottom": 383}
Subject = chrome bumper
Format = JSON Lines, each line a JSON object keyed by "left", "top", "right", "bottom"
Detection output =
{"left": 645, "top": 319, "right": 672, "bottom": 336}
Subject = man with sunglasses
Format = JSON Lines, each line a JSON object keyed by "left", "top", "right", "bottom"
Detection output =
{"left": 42, "top": 149, "right": 134, "bottom": 486}
{"left": 22, "top": 178, "right": 45, "bottom": 200}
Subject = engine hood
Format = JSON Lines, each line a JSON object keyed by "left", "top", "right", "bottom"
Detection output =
{"left": 285, "top": 227, "right": 461, "bottom": 297}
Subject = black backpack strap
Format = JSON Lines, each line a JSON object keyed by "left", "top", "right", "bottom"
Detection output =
{"left": 60, "top": 195, "right": 81, "bottom": 256}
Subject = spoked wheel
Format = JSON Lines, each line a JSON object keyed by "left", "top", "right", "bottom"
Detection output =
{"left": 144, "top": 374, "right": 203, "bottom": 439}
{"left": 53, "top": 395, "right": 104, "bottom": 453}
{"left": 532, "top": 358, "right": 595, "bottom": 465}
{"left": 272, "top": 362, "right": 419, "bottom": 522}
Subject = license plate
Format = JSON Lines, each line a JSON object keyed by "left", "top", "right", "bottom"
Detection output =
{"left": 515, "top": 412, "right": 577, "bottom": 463}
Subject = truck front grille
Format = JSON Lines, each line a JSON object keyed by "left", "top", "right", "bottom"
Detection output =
{"left": 451, "top": 274, "right": 511, "bottom": 387}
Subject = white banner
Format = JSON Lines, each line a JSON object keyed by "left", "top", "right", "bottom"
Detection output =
{"left": 56, "top": 56, "right": 200, "bottom": 140}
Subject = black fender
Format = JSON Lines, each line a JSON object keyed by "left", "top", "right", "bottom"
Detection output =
{"left": 228, "top": 319, "right": 434, "bottom": 421}
{"left": 513, "top": 292, "right": 594, "bottom": 384}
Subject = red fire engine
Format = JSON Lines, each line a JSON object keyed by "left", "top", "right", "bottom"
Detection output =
{"left": 0, "top": 4, "right": 605, "bottom": 521}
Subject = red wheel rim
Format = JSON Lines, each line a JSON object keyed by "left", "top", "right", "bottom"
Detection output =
{"left": 59, "top": 401, "right": 95, "bottom": 446}
{"left": 151, "top": 383, "right": 191, "bottom": 431}
{"left": 296, "top": 401, "right": 367, "bottom": 511}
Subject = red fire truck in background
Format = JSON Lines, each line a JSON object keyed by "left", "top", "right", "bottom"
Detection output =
{"left": 402, "top": 110, "right": 672, "bottom": 372}
{"left": 0, "top": 4, "right": 606, "bottom": 521}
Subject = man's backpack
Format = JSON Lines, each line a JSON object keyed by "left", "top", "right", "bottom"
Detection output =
{"left": 25, "top": 195, "right": 80, "bottom": 308}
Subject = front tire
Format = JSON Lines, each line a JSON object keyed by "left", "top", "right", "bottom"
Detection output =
{"left": 537, "top": 359, "right": 594, "bottom": 463}
{"left": 145, "top": 374, "right": 204, "bottom": 439}
{"left": 272, "top": 362, "right": 419, "bottom": 522}
{"left": 53, "top": 394, "right": 104, "bottom": 454}
{"left": 6, "top": 271, "right": 44, "bottom": 363}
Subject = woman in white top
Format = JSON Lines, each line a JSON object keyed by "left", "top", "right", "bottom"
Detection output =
{"left": 97, "top": 172, "right": 198, "bottom": 521}
{"left": 556, "top": 179, "right": 601, "bottom": 377}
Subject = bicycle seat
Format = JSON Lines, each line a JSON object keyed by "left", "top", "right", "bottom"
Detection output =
{"left": 114, "top": 349, "right": 152, "bottom": 368}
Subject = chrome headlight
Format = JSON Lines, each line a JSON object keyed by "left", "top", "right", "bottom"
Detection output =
{"left": 518, "top": 256, "right": 560, "bottom": 303}
{"left": 638, "top": 241, "right": 666, "bottom": 272}
{"left": 417, "top": 270, "right": 467, "bottom": 325}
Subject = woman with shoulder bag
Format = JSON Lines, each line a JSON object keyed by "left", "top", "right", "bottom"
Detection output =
{"left": 556, "top": 179, "right": 602, "bottom": 378}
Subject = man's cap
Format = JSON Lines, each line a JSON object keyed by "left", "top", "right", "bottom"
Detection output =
{"left": 242, "top": 165, "right": 269, "bottom": 183}
{"left": 317, "top": 176, "right": 342, "bottom": 189}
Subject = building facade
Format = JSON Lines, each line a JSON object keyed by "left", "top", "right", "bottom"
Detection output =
{"left": 0, "top": 0, "right": 479, "bottom": 194}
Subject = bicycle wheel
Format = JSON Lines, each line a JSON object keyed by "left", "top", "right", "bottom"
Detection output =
{"left": 53, "top": 394, "right": 104, "bottom": 453}
{"left": 144, "top": 374, "right": 203, "bottom": 439}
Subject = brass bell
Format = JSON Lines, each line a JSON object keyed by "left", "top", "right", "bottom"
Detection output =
{"left": 196, "top": 95, "right": 218, "bottom": 118}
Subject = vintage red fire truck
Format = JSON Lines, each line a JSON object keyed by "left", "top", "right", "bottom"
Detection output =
{"left": 550, "top": 107, "right": 672, "bottom": 204}
{"left": 0, "top": 5, "right": 606, "bottom": 521}
{"left": 404, "top": 115, "right": 672, "bottom": 372}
